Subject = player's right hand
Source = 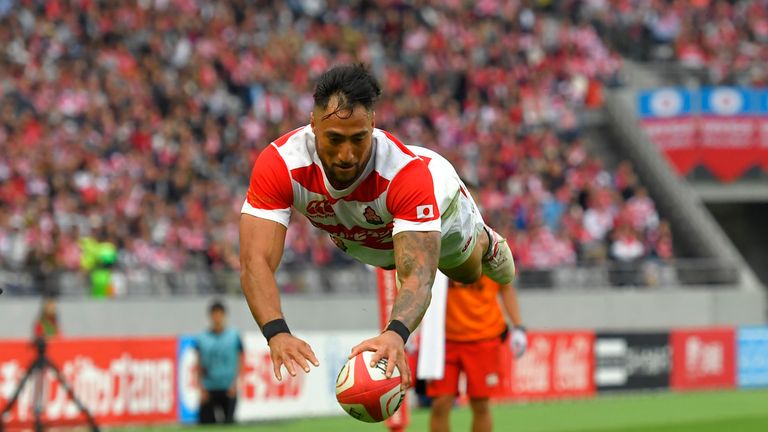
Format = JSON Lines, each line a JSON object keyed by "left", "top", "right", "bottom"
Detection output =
{"left": 348, "top": 331, "right": 412, "bottom": 391}
{"left": 510, "top": 326, "right": 528, "bottom": 359}
{"left": 267, "top": 333, "right": 320, "bottom": 381}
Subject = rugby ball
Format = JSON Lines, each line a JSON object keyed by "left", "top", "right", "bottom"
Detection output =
{"left": 335, "top": 351, "right": 404, "bottom": 423}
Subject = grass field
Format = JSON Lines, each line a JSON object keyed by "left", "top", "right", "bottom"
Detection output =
{"left": 114, "top": 389, "right": 768, "bottom": 432}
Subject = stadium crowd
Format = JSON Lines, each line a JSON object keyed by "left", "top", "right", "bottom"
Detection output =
{"left": 574, "top": 0, "right": 768, "bottom": 85}
{"left": 0, "top": 0, "right": 673, "bottom": 293}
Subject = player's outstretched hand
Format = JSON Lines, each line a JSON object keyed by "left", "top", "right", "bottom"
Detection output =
{"left": 268, "top": 333, "right": 320, "bottom": 381}
{"left": 510, "top": 326, "right": 528, "bottom": 359}
{"left": 349, "top": 332, "right": 412, "bottom": 391}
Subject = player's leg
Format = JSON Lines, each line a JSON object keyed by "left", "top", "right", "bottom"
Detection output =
{"left": 430, "top": 395, "right": 455, "bottom": 432}
{"left": 426, "top": 341, "right": 461, "bottom": 432}
{"left": 212, "top": 390, "right": 227, "bottom": 423}
{"left": 461, "top": 338, "right": 504, "bottom": 432}
{"left": 438, "top": 189, "right": 515, "bottom": 285}
{"left": 224, "top": 393, "right": 236, "bottom": 424}
{"left": 440, "top": 226, "right": 487, "bottom": 284}
{"left": 469, "top": 397, "right": 492, "bottom": 432}
{"left": 198, "top": 390, "right": 216, "bottom": 424}
{"left": 480, "top": 225, "right": 516, "bottom": 284}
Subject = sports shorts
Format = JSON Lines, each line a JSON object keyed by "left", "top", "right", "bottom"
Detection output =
{"left": 426, "top": 336, "right": 504, "bottom": 399}
{"left": 436, "top": 187, "right": 485, "bottom": 270}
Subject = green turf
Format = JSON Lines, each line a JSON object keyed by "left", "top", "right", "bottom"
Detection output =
{"left": 113, "top": 389, "right": 768, "bottom": 432}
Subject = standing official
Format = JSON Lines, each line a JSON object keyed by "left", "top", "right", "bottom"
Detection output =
{"left": 196, "top": 300, "right": 244, "bottom": 424}
{"left": 428, "top": 275, "right": 527, "bottom": 432}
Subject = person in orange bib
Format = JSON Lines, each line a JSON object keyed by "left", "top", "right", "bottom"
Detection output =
{"left": 427, "top": 275, "right": 527, "bottom": 432}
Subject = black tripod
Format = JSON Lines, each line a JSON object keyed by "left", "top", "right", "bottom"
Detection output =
{"left": 0, "top": 338, "right": 99, "bottom": 432}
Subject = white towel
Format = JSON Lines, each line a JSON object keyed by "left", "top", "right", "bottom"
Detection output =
{"left": 416, "top": 271, "right": 449, "bottom": 380}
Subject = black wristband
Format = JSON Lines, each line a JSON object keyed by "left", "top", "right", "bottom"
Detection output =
{"left": 385, "top": 320, "right": 411, "bottom": 344}
{"left": 262, "top": 318, "right": 290, "bottom": 343}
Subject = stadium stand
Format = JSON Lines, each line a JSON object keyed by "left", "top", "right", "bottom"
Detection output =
{"left": 0, "top": 0, "right": 689, "bottom": 295}
{"left": 579, "top": 0, "right": 768, "bottom": 86}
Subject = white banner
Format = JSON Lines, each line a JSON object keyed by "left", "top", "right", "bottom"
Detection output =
{"left": 178, "top": 330, "right": 374, "bottom": 421}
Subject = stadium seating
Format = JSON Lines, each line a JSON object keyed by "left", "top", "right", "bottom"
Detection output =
{"left": 581, "top": 0, "right": 768, "bottom": 86}
{"left": 0, "top": 1, "right": 674, "bottom": 295}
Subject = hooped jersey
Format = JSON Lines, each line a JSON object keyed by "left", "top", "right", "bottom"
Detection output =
{"left": 242, "top": 125, "right": 465, "bottom": 268}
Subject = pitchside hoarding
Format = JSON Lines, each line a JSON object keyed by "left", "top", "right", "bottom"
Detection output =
{"left": 501, "top": 331, "right": 595, "bottom": 400}
{"left": 737, "top": 327, "right": 768, "bottom": 388}
{"left": 594, "top": 333, "right": 671, "bottom": 392}
{"left": 670, "top": 328, "right": 736, "bottom": 391}
{"left": 176, "top": 330, "right": 371, "bottom": 422}
{"left": 0, "top": 338, "right": 177, "bottom": 427}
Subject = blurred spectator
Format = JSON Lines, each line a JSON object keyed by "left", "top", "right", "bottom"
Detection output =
{"left": 33, "top": 295, "right": 60, "bottom": 339}
{"left": 610, "top": 224, "right": 646, "bottom": 263}
{"left": 578, "top": 0, "right": 768, "bottom": 85}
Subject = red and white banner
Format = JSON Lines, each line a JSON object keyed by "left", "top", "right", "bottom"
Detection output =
{"left": 500, "top": 331, "right": 595, "bottom": 400}
{"left": 0, "top": 338, "right": 177, "bottom": 427}
{"left": 641, "top": 118, "right": 699, "bottom": 176}
{"left": 698, "top": 116, "right": 758, "bottom": 182}
{"left": 639, "top": 87, "right": 768, "bottom": 181}
{"left": 759, "top": 116, "right": 768, "bottom": 172}
{"left": 670, "top": 328, "right": 736, "bottom": 390}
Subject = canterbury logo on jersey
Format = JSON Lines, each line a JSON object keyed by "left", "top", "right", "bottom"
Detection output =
{"left": 306, "top": 199, "right": 335, "bottom": 218}
{"left": 416, "top": 205, "right": 434, "bottom": 219}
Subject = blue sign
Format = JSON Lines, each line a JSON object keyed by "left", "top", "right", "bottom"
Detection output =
{"left": 737, "top": 327, "right": 768, "bottom": 388}
{"left": 701, "top": 87, "right": 753, "bottom": 115}
{"left": 177, "top": 335, "right": 200, "bottom": 423}
{"left": 758, "top": 89, "right": 768, "bottom": 114}
{"left": 638, "top": 88, "right": 693, "bottom": 118}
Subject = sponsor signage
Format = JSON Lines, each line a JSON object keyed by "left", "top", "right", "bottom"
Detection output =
{"left": 638, "top": 87, "right": 766, "bottom": 181}
{"left": 638, "top": 88, "right": 698, "bottom": 175}
{"left": 176, "top": 336, "right": 200, "bottom": 424}
{"left": 175, "top": 331, "right": 371, "bottom": 422}
{"left": 502, "top": 331, "right": 595, "bottom": 400}
{"left": 737, "top": 327, "right": 768, "bottom": 388}
{"left": 595, "top": 333, "right": 671, "bottom": 392}
{"left": 757, "top": 89, "right": 768, "bottom": 171}
{"left": 670, "top": 328, "right": 736, "bottom": 390}
{"left": 0, "top": 338, "right": 177, "bottom": 426}
{"left": 699, "top": 87, "right": 757, "bottom": 181}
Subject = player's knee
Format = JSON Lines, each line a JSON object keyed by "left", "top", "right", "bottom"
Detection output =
{"left": 470, "top": 398, "right": 490, "bottom": 415}
{"left": 431, "top": 396, "right": 454, "bottom": 416}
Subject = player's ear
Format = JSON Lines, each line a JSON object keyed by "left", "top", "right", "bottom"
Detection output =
{"left": 310, "top": 111, "right": 315, "bottom": 133}
{"left": 370, "top": 110, "right": 375, "bottom": 129}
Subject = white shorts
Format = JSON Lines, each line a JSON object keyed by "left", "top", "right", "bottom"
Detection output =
{"left": 437, "top": 186, "right": 486, "bottom": 269}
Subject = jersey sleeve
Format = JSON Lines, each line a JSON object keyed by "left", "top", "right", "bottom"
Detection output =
{"left": 241, "top": 144, "right": 293, "bottom": 227}
{"left": 386, "top": 159, "right": 441, "bottom": 235}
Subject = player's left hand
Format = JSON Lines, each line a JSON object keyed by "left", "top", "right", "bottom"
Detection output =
{"left": 349, "top": 331, "right": 412, "bottom": 391}
{"left": 510, "top": 326, "right": 528, "bottom": 359}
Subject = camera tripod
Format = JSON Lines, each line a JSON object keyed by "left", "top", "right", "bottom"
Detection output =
{"left": 0, "top": 338, "right": 99, "bottom": 432}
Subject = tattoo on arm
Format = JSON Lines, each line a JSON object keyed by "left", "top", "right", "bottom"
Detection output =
{"left": 391, "top": 231, "right": 440, "bottom": 330}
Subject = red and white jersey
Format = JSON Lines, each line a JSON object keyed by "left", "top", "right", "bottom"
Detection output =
{"left": 242, "top": 126, "right": 476, "bottom": 268}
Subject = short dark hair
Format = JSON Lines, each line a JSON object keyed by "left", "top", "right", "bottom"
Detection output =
{"left": 313, "top": 63, "right": 381, "bottom": 119}
{"left": 209, "top": 300, "right": 226, "bottom": 314}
